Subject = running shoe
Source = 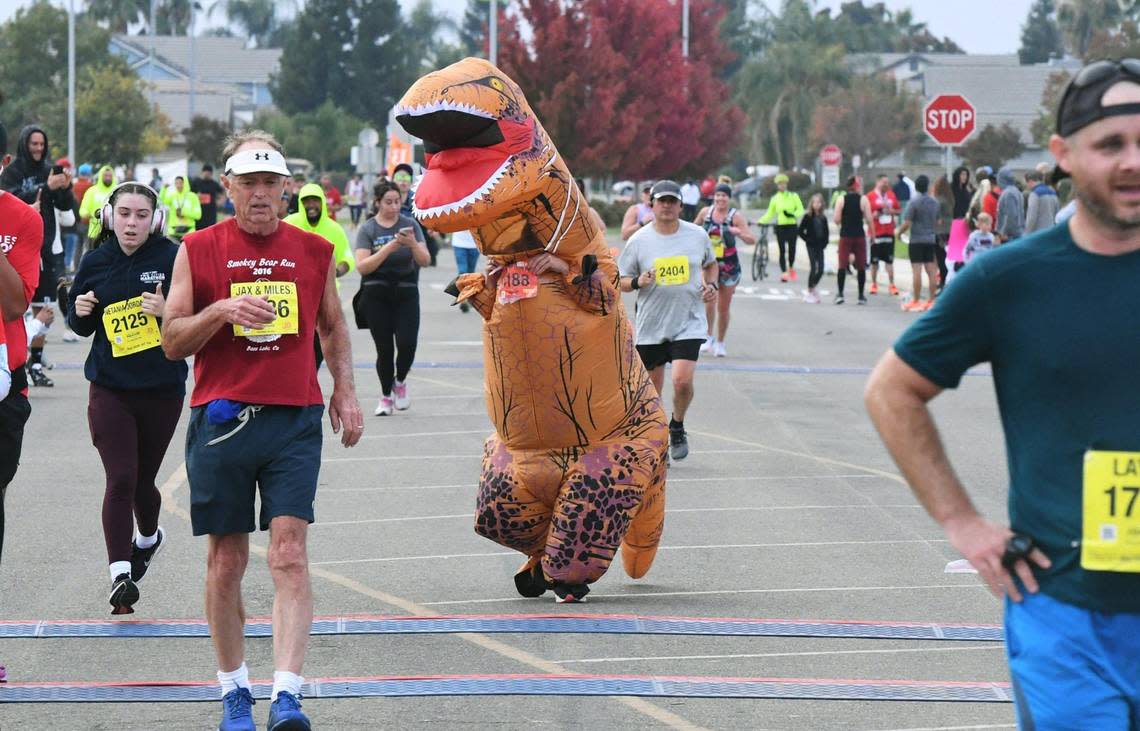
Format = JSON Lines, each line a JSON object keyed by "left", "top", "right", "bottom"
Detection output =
{"left": 374, "top": 396, "right": 394, "bottom": 416}
{"left": 920, "top": 299, "right": 936, "bottom": 312}
{"left": 902, "top": 300, "right": 925, "bottom": 312}
{"left": 28, "top": 363, "right": 53, "bottom": 387}
{"left": 218, "top": 687, "right": 256, "bottom": 731}
{"left": 779, "top": 272, "right": 788, "bottom": 283}
{"left": 62, "top": 329, "right": 79, "bottom": 343}
{"left": 889, "top": 284, "right": 900, "bottom": 296}
{"left": 857, "top": 295, "right": 868, "bottom": 305}
{"left": 553, "top": 583, "right": 590, "bottom": 604}
{"left": 834, "top": 294, "right": 845, "bottom": 305}
{"left": 267, "top": 690, "right": 311, "bottom": 731}
{"left": 459, "top": 301, "right": 470, "bottom": 313}
{"left": 109, "top": 573, "right": 139, "bottom": 615}
{"left": 393, "top": 381, "right": 410, "bottom": 411}
{"left": 513, "top": 557, "right": 551, "bottom": 598}
{"left": 130, "top": 527, "right": 165, "bottom": 582}
{"left": 669, "top": 425, "right": 689, "bottom": 461}
{"left": 869, "top": 283, "right": 878, "bottom": 295}
{"left": 806, "top": 291, "right": 821, "bottom": 304}
{"left": 788, "top": 269, "right": 797, "bottom": 281}
{"left": 0, "top": 665, "right": 7, "bottom": 683}
{"left": 698, "top": 335, "right": 714, "bottom": 354}
{"left": 713, "top": 341, "right": 727, "bottom": 358}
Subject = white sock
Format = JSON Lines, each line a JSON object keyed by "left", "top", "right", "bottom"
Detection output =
{"left": 135, "top": 529, "right": 159, "bottom": 549}
{"left": 109, "top": 561, "right": 131, "bottom": 581}
{"left": 218, "top": 663, "right": 251, "bottom": 694}
{"left": 271, "top": 670, "right": 304, "bottom": 701}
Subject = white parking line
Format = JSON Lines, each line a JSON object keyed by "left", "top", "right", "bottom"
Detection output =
{"left": 325, "top": 429, "right": 487, "bottom": 441}
{"left": 554, "top": 645, "right": 1003, "bottom": 665}
{"left": 310, "top": 538, "right": 946, "bottom": 566}
{"left": 420, "top": 583, "right": 985, "bottom": 607}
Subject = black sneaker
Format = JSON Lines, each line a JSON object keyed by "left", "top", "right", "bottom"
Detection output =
{"left": 857, "top": 295, "right": 868, "bottom": 305}
{"left": 130, "top": 527, "right": 165, "bottom": 582}
{"left": 513, "top": 558, "right": 551, "bottom": 598}
{"left": 28, "top": 364, "right": 53, "bottom": 387}
{"left": 669, "top": 425, "right": 689, "bottom": 461}
{"left": 553, "top": 582, "right": 590, "bottom": 604}
{"left": 459, "top": 301, "right": 470, "bottom": 313}
{"left": 109, "top": 573, "right": 139, "bottom": 615}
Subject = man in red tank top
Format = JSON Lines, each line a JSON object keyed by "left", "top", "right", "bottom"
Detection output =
{"left": 162, "top": 131, "right": 363, "bottom": 730}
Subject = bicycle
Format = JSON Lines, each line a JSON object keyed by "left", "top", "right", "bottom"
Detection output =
{"left": 751, "top": 224, "right": 770, "bottom": 281}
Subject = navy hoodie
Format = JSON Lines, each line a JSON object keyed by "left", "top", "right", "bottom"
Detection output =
{"left": 0, "top": 125, "right": 76, "bottom": 253}
{"left": 67, "top": 234, "right": 188, "bottom": 395}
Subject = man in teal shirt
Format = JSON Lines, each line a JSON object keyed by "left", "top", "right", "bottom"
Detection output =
{"left": 866, "top": 60, "right": 1140, "bottom": 728}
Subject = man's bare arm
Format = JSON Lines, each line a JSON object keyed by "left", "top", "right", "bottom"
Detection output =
{"left": 316, "top": 258, "right": 362, "bottom": 447}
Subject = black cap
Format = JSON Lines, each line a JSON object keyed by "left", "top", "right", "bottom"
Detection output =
{"left": 650, "top": 180, "right": 682, "bottom": 201}
{"left": 0, "top": 121, "right": 6, "bottom": 156}
{"left": 201, "top": 163, "right": 213, "bottom": 172}
{"left": 392, "top": 162, "right": 414, "bottom": 177}
{"left": 1057, "top": 59, "right": 1140, "bottom": 137}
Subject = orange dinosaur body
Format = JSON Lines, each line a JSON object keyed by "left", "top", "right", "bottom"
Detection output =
{"left": 396, "top": 59, "right": 667, "bottom": 596}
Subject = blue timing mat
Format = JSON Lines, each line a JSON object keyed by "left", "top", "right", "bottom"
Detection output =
{"left": 0, "top": 674, "right": 1014, "bottom": 704}
{"left": 0, "top": 613, "right": 1003, "bottom": 641}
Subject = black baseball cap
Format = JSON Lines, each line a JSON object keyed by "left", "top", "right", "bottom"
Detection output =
{"left": 650, "top": 180, "right": 682, "bottom": 201}
{"left": 1056, "top": 59, "right": 1140, "bottom": 137}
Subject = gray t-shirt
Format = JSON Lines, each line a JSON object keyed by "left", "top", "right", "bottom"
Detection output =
{"left": 618, "top": 221, "right": 716, "bottom": 345}
{"left": 355, "top": 214, "right": 425, "bottom": 285}
{"left": 904, "top": 193, "right": 941, "bottom": 245}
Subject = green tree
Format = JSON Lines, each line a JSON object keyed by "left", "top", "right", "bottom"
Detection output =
{"left": 270, "top": 0, "right": 419, "bottom": 124}
{"left": 84, "top": 0, "right": 149, "bottom": 33}
{"left": 184, "top": 115, "right": 232, "bottom": 164}
{"left": 1030, "top": 70, "right": 1071, "bottom": 146}
{"left": 207, "top": 0, "right": 297, "bottom": 47}
{"left": 809, "top": 75, "right": 922, "bottom": 168}
{"left": 956, "top": 123, "right": 1027, "bottom": 171}
{"left": 76, "top": 66, "right": 171, "bottom": 164}
{"left": 1057, "top": 0, "right": 1128, "bottom": 59}
{"left": 1020, "top": 0, "right": 1065, "bottom": 64}
{"left": 253, "top": 101, "right": 367, "bottom": 172}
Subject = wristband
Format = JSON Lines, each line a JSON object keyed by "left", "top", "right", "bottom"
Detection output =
{"left": 630, "top": 277, "right": 641, "bottom": 290}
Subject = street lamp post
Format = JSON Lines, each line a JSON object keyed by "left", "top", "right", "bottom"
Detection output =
{"left": 682, "top": 0, "right": 689, "bottom": 59}
{"left": 489, "top": 0, "right": 498, "bottom": 67}
{"left": 67, "top": 0, "right": 75, "bottom": 163}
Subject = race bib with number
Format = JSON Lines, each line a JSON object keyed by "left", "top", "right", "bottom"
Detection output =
{"left": 878, "top": 214, "right": 893, "bottom": 224}
{"left": 497, "top": 264, "right": 539, "bottom": 305}
{"left": 102, "top": 297, "right": 161, "bottom": 358}
{"left": 654, "top": 256, "right": 690, "bottom": 286}
{"left": 1081, "top": 450, "right": 1140, "bottom": 573}
{"left": 230, "top": 281, "right": 299, "bottom": 337}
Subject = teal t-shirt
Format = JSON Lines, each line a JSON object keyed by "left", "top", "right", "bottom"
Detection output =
{"left": 893, "top": 222, "right": 1140, "bottom": 613}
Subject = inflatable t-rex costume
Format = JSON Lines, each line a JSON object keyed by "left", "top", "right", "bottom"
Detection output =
{"left": 395, "top": 58, "right": 667, "bottom": 602}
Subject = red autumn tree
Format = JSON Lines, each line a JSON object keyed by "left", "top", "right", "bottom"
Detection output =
{"left": 496, "top": 0, "right": 742, "bottom": 180}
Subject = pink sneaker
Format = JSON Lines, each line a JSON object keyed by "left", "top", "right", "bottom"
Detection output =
{"left": 374, "top": 396, "right": 394, "bottom": 416}
{"left": 393, "top": 381, "right": 410, "bottom": 410}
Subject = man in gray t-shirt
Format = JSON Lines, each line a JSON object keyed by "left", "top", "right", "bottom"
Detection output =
{"left": 618, "top": 180, "right": 717, "bottom": 461}
{"left": 898, "top": 175, "right": 943, "bottom": 310}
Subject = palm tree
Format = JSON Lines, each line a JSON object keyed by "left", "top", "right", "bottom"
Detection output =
{"left": 84, "top": 0, "right": 149, "bottom": 33}
{"left": 207, "top": 0, "right": 297, "bottom": 47}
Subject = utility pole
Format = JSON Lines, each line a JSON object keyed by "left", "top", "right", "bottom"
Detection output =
{"left": 149, "top": 0, "right": 157, "bottom": 105}
{"left": 189, "top": 3, "right": 197, "bottom": 122}
{"left": 489, "top": 0, "right": 498, "bottom": 67}
{"left": 682, "top": 0, "right": 689, "bottom": 59}
{"left": 67, "top": 0, "right": 75, "bottom": 163}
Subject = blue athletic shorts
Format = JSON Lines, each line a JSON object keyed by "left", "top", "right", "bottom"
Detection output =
{"left": 186, "top": 404, "right": 324, "bottom": 536}
{"left": 1005, "top": 591, "right": 1140, "bottom": 729}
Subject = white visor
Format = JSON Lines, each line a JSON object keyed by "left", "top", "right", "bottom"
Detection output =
{"left": 224, "top": 148, "right": 290, "bottom": 177}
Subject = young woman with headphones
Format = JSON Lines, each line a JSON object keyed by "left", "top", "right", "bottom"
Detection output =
{"left": 65, "top": 182, "right": 189, "bottom": 615}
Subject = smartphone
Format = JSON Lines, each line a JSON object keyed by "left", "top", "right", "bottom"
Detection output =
{"left": 399, "top": 226, "right": 414, "bottom": 235}
{"left": 50, "top": 165, "right": 63, "bottom": 176}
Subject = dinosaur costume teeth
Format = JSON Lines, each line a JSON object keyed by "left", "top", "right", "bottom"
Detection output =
{"left": 397, "top": 58, "right": 668, "bottom": 593}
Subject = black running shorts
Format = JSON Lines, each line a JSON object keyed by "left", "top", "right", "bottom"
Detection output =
{"left": 908, "top": 242, "right": 936, "bottom": 264}
{"left": 636, "top": 339, "right": 703, "bottom": 371}
{"left": 870, "top": 237, "right": 895, "bottom": 265}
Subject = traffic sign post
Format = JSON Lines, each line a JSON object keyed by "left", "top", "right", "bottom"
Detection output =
{"left": 924, "top": 95, "right": 976, "bottom": 180}
{"left": 819, "top": 144, "right": 841, "bottom": 190}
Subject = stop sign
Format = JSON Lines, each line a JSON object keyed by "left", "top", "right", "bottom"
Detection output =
{"left": 819, "top": 144, "right": 842, "bottom": 166}
{"left": 924, "top": 95, "right": 976, "bottom": 145}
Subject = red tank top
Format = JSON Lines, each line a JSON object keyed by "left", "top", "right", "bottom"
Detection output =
{"left": 184, "top": 218, "right": 332, "bottom": 408}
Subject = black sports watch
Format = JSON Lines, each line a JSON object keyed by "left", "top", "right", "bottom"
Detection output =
{"left": 1001, "top": 534, "right": 1037, "bottom": 569}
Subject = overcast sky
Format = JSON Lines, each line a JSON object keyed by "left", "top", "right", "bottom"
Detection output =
{"left": 0, "top": 0, "right": 1032, "bottom": 55}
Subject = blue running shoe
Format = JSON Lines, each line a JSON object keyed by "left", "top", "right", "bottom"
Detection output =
{"left": 267, "top": 691, "right": 311, "bottom": 730}
{"left": 218, "top": 687, "right": 256, "bottom": 731}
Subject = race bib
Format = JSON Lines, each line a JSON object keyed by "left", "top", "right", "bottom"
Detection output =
{"left": 654, "top": 256, "right": 690, "bottom": 286}
{"left": 1081, "top": 450, "right": 1140, "bottom": 573}
{"left": 497, "top": 264, "right": 539, "bottom": 305}
{"left": 230, "top": 281, "right": 299, "bottom": 337}
{"left": 198, "top": 192, "right": 212, "bottom": 205}
{"left": 102, "top": 297, "right": 161, "bottom": 358}
{"left": 878, "top": 214, "right": 893, "bottom": 224}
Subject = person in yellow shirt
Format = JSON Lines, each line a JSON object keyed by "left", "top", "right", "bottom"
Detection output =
{"left": 161, "top": 176, "right": 201, "bottom": 241}
{"left": 78, "top": 165, "right": 118, "bottom": 242}
{"left": 758, "top": 173, "right": 805, "bottom": 282}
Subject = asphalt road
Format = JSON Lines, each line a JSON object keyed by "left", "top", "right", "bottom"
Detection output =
{"left": 0, "top": 235, "right": 1016, "bottom": 730}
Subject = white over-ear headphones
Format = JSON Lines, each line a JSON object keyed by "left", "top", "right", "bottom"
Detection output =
{"left": 101, "top": 182, "right": 166, "bottom": 235}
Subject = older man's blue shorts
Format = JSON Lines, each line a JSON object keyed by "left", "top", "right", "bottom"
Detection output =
{"left": 186, "top": 404, "right": 324, "bottom": 536}
{"left": 1005, "top": 591, "right": 1140, "bottom": 729}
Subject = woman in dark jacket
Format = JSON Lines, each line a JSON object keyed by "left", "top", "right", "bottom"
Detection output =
{"left": 67, "top": 182, "right": 187, "bottom": 615}
{"left": 947, "top": 166, "right": 974, "bottom": 276}
{"left": 797, "top": 193, "right": 830, "bottom": 304}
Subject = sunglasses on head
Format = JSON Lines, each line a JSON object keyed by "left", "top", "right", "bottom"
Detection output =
{"left": 1072, "top": 58, "right": 1140, "bottom": 88}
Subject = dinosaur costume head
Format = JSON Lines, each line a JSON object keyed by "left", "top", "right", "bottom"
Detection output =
{"left": 395, "top": 57, "right": 593, "bottom": 259}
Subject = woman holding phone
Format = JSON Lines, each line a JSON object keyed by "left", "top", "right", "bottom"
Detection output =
{"left": 354, "top": 180, "right": 430, "bottom": 416}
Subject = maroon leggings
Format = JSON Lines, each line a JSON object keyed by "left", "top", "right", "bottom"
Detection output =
{"left": 88, "top": 384, "right": 183, "bottom": 564}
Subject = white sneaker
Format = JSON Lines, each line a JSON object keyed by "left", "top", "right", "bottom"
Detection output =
{"left": 393, "top": 381, "right": 410, "bottom": 410}
{"left": 698, "top": 336, "right": 714, "bottom": 354}
{"left": 374, "top": 396, "right": 394, "bottom": 416}
{"left": 62, "top": 329, "right": 79, "bottom": 343}
{"left": 713, "top": 341, "right": 727, "bottom": 358}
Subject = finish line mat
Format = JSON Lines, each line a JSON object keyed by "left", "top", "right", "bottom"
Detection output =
{"left": 0, "top": 613, "right": 1004, "bottom": 641}
{"left": 0, "top": 674, "right": 1014, "bottom": 703}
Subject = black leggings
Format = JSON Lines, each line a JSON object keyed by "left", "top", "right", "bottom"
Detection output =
{"left": 0, "top": 390, "right": 32, "bottom": 566}
{"left": 88, "top": 383, "right": 182, "bottom": 564}
{"left": 363, "top": 285, "right": 421, "bottom": 395}
{"left": 775, "top": 225, "right": 798, "bottom": 272}
{"left": 836, "top": 267, "right": 866, "bottom": 298}
{"left": 807, "top": 244, "right": 826, "bottom": 289}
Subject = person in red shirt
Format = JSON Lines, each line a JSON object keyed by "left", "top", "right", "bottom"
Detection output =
{"left": 0, "top": 121, "right": 43, "bottom": 565}
{"left": 867, "top": 174, "right": 901, "bottom": 296}
{"left": 162, "top": 130, "right": 363, "bottom": 731}
{"left": 319, "top": 174, "right": 343, "bottom": 218}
